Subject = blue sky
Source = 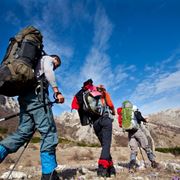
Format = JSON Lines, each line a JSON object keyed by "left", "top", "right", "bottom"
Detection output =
{"left": 0, "top": 0, "right": 180, "bottom": 115}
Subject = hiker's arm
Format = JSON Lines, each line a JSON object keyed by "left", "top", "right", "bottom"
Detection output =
{"left": 105, "top": 92, "right": 115, "bottom": 115}
{"left": 43, "top": 58, "right": 64, "bottom": 103}
{"left": 43, "top": 58, "right": 58, "bottom": 88}
{"left": 71, "top": 96, "right": 80, "bottom": 110}
{"left": 134, "top": 111, "right": 147, "bottom": 122}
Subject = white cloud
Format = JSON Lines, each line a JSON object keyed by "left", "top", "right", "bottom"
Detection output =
{"left": 130, "top": 51, "right": 180, "bottom": 114}
{"left": 141, "top": 92, "right": 180, "bottom": 115}
{"left": 155, "top": 70, "right": 180, "bottom": 94}
{"left": 80, "top": 6, "right": 134, "bottom": 90}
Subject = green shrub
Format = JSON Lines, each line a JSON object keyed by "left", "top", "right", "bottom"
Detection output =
{"left": 30, "top": 136, "right": 100, "bottom": 148}
{"left": 59, "top": 138, "right": 100, "bottom": 147}
{"left": 155, "top": 147, "right": 180, "bottom": 156}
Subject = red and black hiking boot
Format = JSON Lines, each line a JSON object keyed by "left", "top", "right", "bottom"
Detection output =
{"left": 97, "top": 159, "right": 109, "bottom": 177}
{"left": 97, "top": 165, "right": 109, "bottom": 177}
{"left": 108, "top": 161, "right": 116, "bottom": 177}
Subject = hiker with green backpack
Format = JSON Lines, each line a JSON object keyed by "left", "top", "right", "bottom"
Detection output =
{"left": 117, "top": 101, "right": 159, "bottom": 172}
{"left": 0, "top": 26, "right": 64, "bottom": 180}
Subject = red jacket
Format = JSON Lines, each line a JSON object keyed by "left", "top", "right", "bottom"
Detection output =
{"left": 117, "top": 107, "right": 122, "bottom": 127}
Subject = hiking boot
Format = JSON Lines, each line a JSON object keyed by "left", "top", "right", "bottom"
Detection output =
{"left": 41, "top": 170, "right": 60, "bottom": 180}
{"left": 97, "top": 165, "right": 109, "bottom": 177}
{"left": 129, "top": 160, "right": 136, "bottom": 173}
{"left": 108, "top": 165, "right": 116, "bottom": 177}
{"left": 151, "top": 161, "right": 159, "bottom": 168}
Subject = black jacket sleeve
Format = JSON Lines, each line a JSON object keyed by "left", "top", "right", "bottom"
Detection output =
{"left": 134, "top": 110, "right": 146, "bottom": 124}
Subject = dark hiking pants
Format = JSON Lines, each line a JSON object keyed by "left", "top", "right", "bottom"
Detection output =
{"left": 93, "top": 114, "right": 113, "bottom": 160}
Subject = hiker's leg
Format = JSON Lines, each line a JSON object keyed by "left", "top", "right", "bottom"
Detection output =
{"left": 135, "top": 129, "right": 155, "bottom": 161}
{"left": 128, "top": 134, "right": 138, "bottom": 170}
{"left": 99, "top": 115, "right": 112, "bottom": 160}
{"left": 33, "top": 96, "right": 58, "bottom": 176}
{"left": 93, "top": 116, "right": 112, "bottom": 177}
{"left": 129, "top": 132, "right": 138, "bottom": 161}
{"left": 93, "top": 118, "right": 103, "bottom": 145}
{"left": 0, "top": 112, "right": 35, "bottom": 160}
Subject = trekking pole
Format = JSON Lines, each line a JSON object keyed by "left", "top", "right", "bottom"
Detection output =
{"left": 138, "top": 142, "right": 147, "bottom": 168}
{"left": 0, "top": 101, "right": 56, "bottom": 122}
{"left": 6, "top": 138, "right": 31, "bottom": 180}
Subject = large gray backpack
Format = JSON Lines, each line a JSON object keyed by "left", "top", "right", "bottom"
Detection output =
{"left": 0, "top": 26, "right": 43, "bottom": 96}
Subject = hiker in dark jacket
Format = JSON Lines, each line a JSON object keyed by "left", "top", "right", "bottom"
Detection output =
{"left": 0, "top": 55, "right": 64, "bottom": 180}
{"left": 72, "top": 80, "right": 116, "bottom": 178}
{"left": 118, "top": 105, "right": 159, "bottom": 172}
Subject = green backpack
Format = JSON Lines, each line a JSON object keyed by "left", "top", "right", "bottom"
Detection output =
{"left": 122, "top": 100, "right": 139, "bottom": 131}
{"left": 0, "top": 26, "right": 43, "bottom": 96}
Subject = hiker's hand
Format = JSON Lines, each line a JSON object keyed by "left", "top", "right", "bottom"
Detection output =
{"left": 144, "top": 117, "right": 148, "bottom": 123}
{"left": 56, "top": 93, "right": 65, "bottom": 104}
{"left": 111, "top": 109, "right": 116, "bottom": 115}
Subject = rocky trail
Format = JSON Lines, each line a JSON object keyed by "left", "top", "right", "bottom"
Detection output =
{"left": 0, "top": 146, "right": 179, "bottom": 180}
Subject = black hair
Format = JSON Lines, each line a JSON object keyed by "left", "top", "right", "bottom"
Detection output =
{"left": 83, "top": 79, "right": 93, "bottom": 87}
{"left": 50, "top": 55, "right": 61, "bottom": 65}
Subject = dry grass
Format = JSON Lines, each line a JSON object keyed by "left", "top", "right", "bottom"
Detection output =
{"left": 3, "top": 156, "right": 16, "bottom": 164}
{"left": 117, "top": 154, "right": 129, "bottom": 161}
{"left": 28, "top": 143, "right": 39, "bottom": 150}
{"left": 69, "top": 149, "right": 94, "bottom": 161}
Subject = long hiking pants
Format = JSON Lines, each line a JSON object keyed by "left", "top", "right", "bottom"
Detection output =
{"left": 0, "top": 91, "right": 59, "bottom": 174}
{"left": 93, "top": 115, "right": 113, "bottom": 161}
{"left": 128, "top": 128, "right": 154, "bottom": 162}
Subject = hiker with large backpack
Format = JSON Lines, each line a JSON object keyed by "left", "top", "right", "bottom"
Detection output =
{"left": 0, "top": 26, "right": 64, "bottom": 180}
{"left": 71, "top": 80, "right": 116, "bottom": 178}
{"left": 117, "top": 101, "right": 159, "bottom": 172}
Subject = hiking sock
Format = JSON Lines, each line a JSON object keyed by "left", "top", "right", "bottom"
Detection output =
{"left": 108, "top": 160, "right": 116, "bottom": 177}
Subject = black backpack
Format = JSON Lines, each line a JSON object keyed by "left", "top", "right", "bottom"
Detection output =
{"left": 0, "top": 26, "right": 43, "bottom": 96}
{"left": 76, "top": 89, "right": 103, "bottom": 126}
{"left": 82, "top": 90, "right": 103, "bottom": 116}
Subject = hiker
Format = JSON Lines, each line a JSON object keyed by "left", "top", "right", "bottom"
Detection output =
{"left": 117, "top": 107, "right": 122, "bottom": 128}
{"left": 117, "top": 103, "right": 159, "bottom": 172}
{"left": 0, "top": 54, "right": 64, "bottom": 180}
{"left": 71, "top": 80, "right": 116, "bottom": 177}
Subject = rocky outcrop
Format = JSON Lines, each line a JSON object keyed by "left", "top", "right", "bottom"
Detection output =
{"left": 0, "top": 95, "right": 19, "bottom": 113}
{"left": 56, "top": 111, "right": 99, "bottom": 144}
{"left": 0, "top": 95, "right": 19, "bottom": 135}
{"left": 55, "top": 109, "right": 180, "bottom": 148}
